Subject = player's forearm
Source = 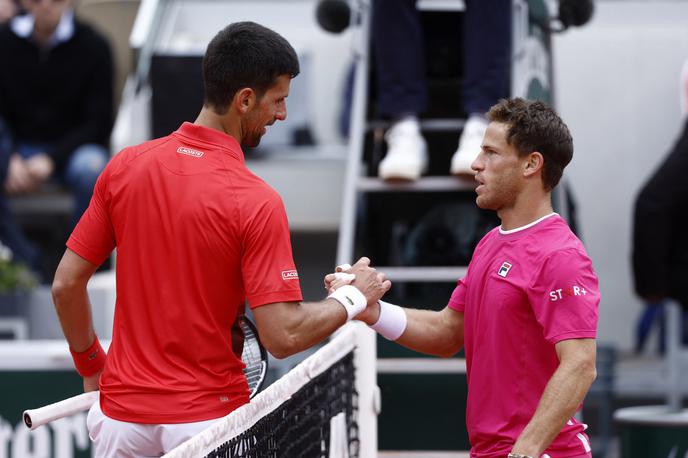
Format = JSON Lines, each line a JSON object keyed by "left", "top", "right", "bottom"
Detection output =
{"left": 52, "top": 280, "right": 97, "bottom": 352}
{"left": 289, "top": 298, "right": 351, "bottom": 354}
{"left": 511, "top": 356, "right": 596, "bottom": 456}
{"left": 394, "top": 307, "right": 463, "bottom": 358}
{"left": 260, "top": 299, "right": 348, "bottom": 359}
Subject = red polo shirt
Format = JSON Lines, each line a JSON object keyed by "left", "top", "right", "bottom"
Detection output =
{"left": 68, "top": 122, "right": 303, "bottom": 423}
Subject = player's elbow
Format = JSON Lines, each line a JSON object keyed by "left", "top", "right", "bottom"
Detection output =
{"left": 581, "top": 351, "right": 597, "bottom": 379}
{"left": 436, "top": 319, "right": 464, "bottom": 357}
{"left": 583, "top": 361, "right": 597, "bottom": 386}
{"left": 51, "top": 274, "right": 87, "bottom": 314}
{"left": 51, "top": 276, "right": 74, "bottom": 306}
{"left": 262, "top": 332, "right": 299, "bottom": 359}
{"left": 436, "top": 339, "right": 463, "bottom": 358}
{"left": 253, "top": 307, "right": 304, "bottom": 359}
{"left": 570, "top": 353, "right": 597, "bottom": 388}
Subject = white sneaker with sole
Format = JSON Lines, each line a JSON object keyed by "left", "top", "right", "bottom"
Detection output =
{"left": 379, "top": 118, "right": 428, "bottom": 181}
{"left": 450, "top": 115, "right": 488, "bottom": 176}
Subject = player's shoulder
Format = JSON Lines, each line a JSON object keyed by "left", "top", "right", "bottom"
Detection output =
{"left": 476, "top": 225, "right": 501, "bottom": 248}
{"left": 536, "top": 218, "right": 592, "bottom": 269}
{"left": 517, "top": 215, "right": 588, "bottom": 265}
{"left": 231, "top": 169, "right": 287, "bottom": 228}
{"left": 539, "top": 215, "right": 586, "bottom": 252}
{"left": 249, "top": 176, "right": 284, "bottom": 210}
{"left": 233, "top": 165, "right": 282, "bottom": 201}
{"left": 107, "top": 136, "right": 173, "bottom": 174}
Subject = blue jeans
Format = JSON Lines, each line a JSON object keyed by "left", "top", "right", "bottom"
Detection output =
{"left": 373, "top": 0, "right": 511, "bottom": 117}
{"left": 0, "top": 117, "right": 108, "bottom": 272}
{"left": 16, "top": 143, "right": 109, "bottom": 226}
{"left": 0, "top": 119, "right": 40, "bottom": 271}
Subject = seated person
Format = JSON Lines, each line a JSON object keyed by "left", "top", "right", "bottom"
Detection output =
{"left": 0, "top": 0, "right": 113, "bottom": 269}
{"left": 0, "top": 0, "right": 113, "bottom": 270}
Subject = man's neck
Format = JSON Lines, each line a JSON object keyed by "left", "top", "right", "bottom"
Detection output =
{"left": 498, "top": 193, "right": 554, "bottom": 231}
{"left": 194, "top": 107, "right": 242, "bottom": 143}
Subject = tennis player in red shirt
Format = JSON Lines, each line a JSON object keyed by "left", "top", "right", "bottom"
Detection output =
{"left": 51, "top": 22, "right": 390, "bottom": 457}
{"left": 332, "top": 98, "right": 599, "bottom": 458}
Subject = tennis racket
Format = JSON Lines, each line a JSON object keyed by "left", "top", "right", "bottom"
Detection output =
{"left": 24, "top": 315, "right": 268, "bottom": 430}
{"left": 235, "top": 314, "right": 268, "bottom": 399}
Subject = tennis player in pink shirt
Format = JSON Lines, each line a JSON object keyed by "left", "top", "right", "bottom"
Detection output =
{"left": 333, "top": 98, "right": 599, "bottom": 458}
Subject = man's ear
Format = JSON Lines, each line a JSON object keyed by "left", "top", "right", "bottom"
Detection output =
{"left": 234, "top": 88, "right": 256, "bottom": 114}
{"left": 523, "top": 151, "right": 544, "bottom": 178}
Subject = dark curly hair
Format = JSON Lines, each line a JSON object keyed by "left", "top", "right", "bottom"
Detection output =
{"left": 487, "top": 98, "right": 573, "bottom": 191}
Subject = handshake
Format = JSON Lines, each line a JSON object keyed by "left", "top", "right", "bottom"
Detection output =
{"left": 323, "top": 257, "right": 407, "bottom": 341}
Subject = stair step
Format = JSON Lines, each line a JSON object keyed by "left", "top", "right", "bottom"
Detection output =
{"left": 378, "top": 358, "right": 466, "bottom": 374}
{"left": 367, "top": 118, "right": 466, "bottom": 132}
{"left": 357, "top": 176, "right": 475, "bottom": 193}
{"left": 376, "top": 266, "right": 467, "bottom": 282}
{"left": 417, "top": 0, "right": 466, "bottom": 12}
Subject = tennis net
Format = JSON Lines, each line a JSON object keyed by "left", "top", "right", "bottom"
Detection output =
{"left": 164, "top": 323, "right": 372, "bottom": 458}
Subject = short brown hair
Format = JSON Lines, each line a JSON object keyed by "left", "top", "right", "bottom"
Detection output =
{"left": 486, "top": 98, "right": 573, "bottom": 191}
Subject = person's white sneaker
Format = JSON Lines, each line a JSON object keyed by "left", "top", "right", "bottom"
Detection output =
{"left": 450, "top": 115, "right": 488, "bottom": 176}
{"left": 379, "top": 118, "right": 428, "bottom": 181}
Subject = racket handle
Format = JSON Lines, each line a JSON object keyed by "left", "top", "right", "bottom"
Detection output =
{"left": 23, "top": 391, "right": 99, "bottom": 430}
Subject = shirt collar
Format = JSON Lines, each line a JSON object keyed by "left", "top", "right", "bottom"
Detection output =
{"left": 174, "top": 122, "right": 244, "bottom": 161}
{"left": 499, "top": 212, "right": 558, "bottom": 235}
{"left": 10, "top": 9, "right": 75, "bottom": 48}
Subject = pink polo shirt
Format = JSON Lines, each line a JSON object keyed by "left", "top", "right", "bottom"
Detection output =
{"left": 448, "top": 214, "right": 599, "bottom": 458}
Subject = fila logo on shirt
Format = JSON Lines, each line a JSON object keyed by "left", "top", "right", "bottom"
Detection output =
{"left": 497, "top": 261, "right": 512, "bottom": 278}
{"left": 549, "top": 286, "right": 587, "bottom": 302}
{"left": 281, "top": 270, "right": 299, "bottom": 280}
{"left": 177, "top": 146, "right": 204, "bottom": 157}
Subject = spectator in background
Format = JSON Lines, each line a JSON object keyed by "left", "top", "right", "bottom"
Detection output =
{"left": 374, "top": 0, "right": 510, "bottom": 181}
{"left": 0, "top": 0, "right": 113, "bottom": 272}
{"left": 632, "top": 81, "right": 688, "bottom": 353}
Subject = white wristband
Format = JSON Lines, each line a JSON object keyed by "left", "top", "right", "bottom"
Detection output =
{"left": 371, "top": 300, "right": 407, "bottom": 340}
{"left": 328, "top": 285, "right": 367, "bottom": 321}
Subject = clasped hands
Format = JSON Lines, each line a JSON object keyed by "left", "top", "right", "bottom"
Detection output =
{"left": 323, "top": 257, "right": 390, "bottom": 324}
{"left": 5, "top": 153, "right": 54, "bottom": 194}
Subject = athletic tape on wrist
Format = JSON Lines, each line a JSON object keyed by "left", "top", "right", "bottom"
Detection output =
{"left": 328, "top": 285, "right": 367, "bottom": 321}
{"left": 70, "top": 336, "right": 107, "bottom": 377}
{"left": 371, "top": 300, "right": 407, "bottom": 340}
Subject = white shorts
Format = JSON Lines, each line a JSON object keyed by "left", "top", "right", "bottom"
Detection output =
{"left": 86, "top": 401, "right": 221, "bottom": 458}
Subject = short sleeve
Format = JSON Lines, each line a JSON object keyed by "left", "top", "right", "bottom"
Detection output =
{"left": 242, "top": 194, "right": 303, "bottom": 308}
{"left": 66, "top": 166, "right": 116, "bottom": 266}
{"left": 527, "top": 248, "right": 599, "bottom": 344}
{"left": 447, "top": 245, "right": 481, "bottom": 312}
{"left": 448, "top": 278, "right": 468, "bottom": 312}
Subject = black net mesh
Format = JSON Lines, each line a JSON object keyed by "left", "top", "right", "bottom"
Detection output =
{"left": 205, "top": 352, "right": 359, "bottom": 458}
